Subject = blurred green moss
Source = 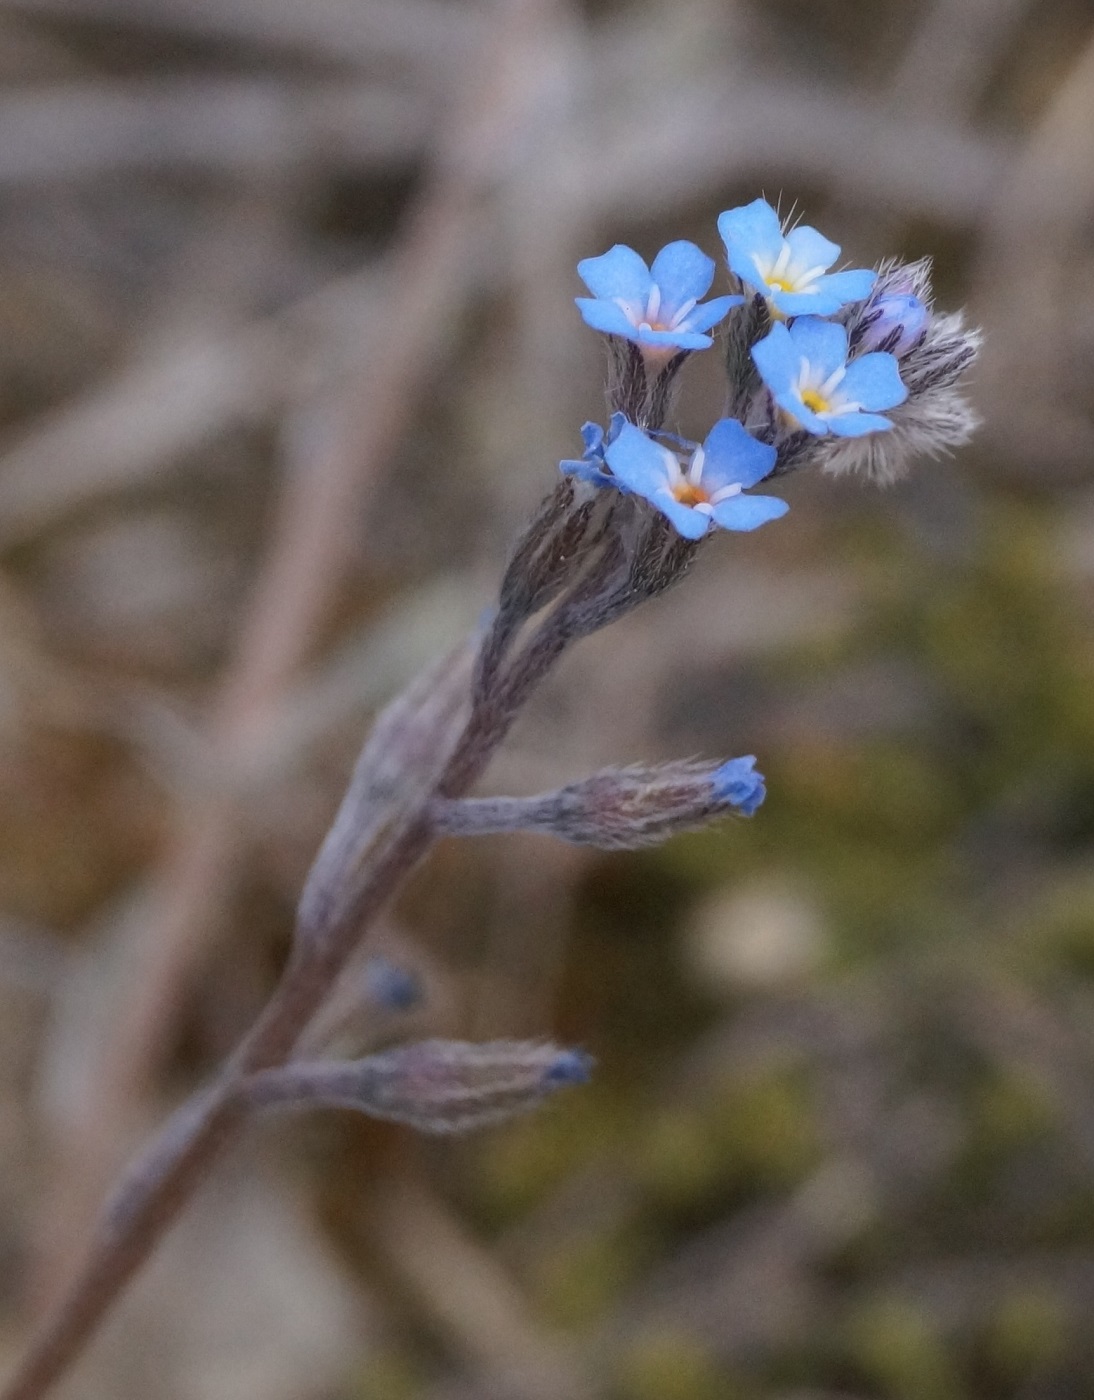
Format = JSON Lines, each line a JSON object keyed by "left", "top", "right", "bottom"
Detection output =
{"left": 613, "top": 1331, "right": 744, "bottom": 1400}
{"left": 845, "top": 1296, "right": 964, "bottom": 1400}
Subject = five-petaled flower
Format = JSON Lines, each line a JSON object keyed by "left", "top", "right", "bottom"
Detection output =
{"left": 752, "top": 317, "right": 907, "bottom": 437}
{"left": 602, "top": 417, "right": 785, "bottom": 539}
{"left": 575, "top": 241, "right": 742, "bottom": 355}
{"left": 712, "top": 755, "right": 766, "bottom": 816}
{"left": 718, "top": 198, "right": 875, "bottom": 318}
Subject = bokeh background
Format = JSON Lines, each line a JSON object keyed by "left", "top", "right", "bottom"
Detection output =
{"left": 1, "top": 1, "right": 1094, "bottom": 1397}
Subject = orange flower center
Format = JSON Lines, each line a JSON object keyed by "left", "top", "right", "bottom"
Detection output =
{"left": 672, "top": 482, "right": 710, "bottom": 507}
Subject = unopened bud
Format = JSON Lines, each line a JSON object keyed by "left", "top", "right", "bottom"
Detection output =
{"left": 858, "top": 293, "right": 929, "bottom": 358}
{"left": 433, "top": 755, "right": 765, "bottom": 850}
{"left": 244, "top": 1039, "right": 593, "bottom": 1134}
{"left": 363, "top": 957, "right": 422, "bottom": 1012}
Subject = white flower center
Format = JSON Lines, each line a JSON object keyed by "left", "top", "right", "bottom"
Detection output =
{"left": 756, "top": 244, "right": 826, "bottom": 296}
{"left": 664, "top": 444, "right": 742, "bottom": 510}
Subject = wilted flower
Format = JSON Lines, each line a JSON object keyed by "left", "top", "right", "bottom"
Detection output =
{"left": 753, "top": 317, "right": 907, "bottom": 437}
{"left": 576, "top": 240, "right": 742, "bottom": 355}
{"left": 558, "top": 412, "right": 626, "bottom": 486}
{"left": 602, "top": 418, "right": 785, "bottom": 538}
{"left": 718, "top": 198, "right": 875, "bottom": 317}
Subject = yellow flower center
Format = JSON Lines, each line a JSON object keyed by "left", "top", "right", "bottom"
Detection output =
{"left": 799, "top": 388, "right": 830, "bottom": 415}
{"left": 766, "top": 274, "right": 797, "bottom": 294}
{"left": 672, "top": 482, "right": 710, "bottom": 507}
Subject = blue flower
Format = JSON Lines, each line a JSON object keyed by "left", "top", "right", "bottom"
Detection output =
{"left": 559, "top": 412, "right": 626, "bottom": 485}
{"left": 752, "top": 317, "right": 907, "bottom": 437}
{"left": 576, "top": 241, "right": 742, "bottom": 354}
{"left": 603, "top": 418, "right": 785, "bottom": 540}
{"left": 858, "top": 293, "right": 930, "bottom": 357}
{"left": 711, "top": 755, "right": 766, "bottom": 816}
{"left": 717, "top": 198, "right": 875, "bottom": 318}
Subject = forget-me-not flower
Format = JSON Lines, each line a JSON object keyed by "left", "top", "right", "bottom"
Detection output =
{"left": 603, "top": 417, "right": 785, "bottom": 539}
{"left": 718, "top": 198, "right": 875, "bottom": 318}
{"left": 712, "top": 755, "right": 766, "bottom": 817}
{"left": 752, "top": 317, "right": 907, "bottom": 437}
{"left": 575, "top": 241, "right": 742, "bottom": 354}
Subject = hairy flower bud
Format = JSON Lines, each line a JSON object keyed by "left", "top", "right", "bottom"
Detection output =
{"left": 244, "top": 1040, "right": 593, "bottom": 1134}
{"left": 432, "top": 755, "right": 765, "bottom": 850}
{"left": 857, "top": 293, "right": 930, "bottom": 358}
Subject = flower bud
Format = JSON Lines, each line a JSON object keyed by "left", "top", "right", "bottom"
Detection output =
{"left": 433, "top": 755, "right": 766, "bottom": 850}
{"left": 363, "top": 957, "right": 422, "bottom": 1012}
{"left": 858, "top": 293, "right": 930, "bottom": 358}
{"left": 244, "top": 1040, "right": 593, "bottom": 1134}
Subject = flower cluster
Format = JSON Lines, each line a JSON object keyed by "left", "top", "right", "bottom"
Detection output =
{"left": 567, "top": 195, "right": 980, "bottom": 525}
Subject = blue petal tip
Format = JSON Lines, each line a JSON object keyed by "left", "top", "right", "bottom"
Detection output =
{"left": 543, "top": 1049, "right": 595, "bottom": 1087}
{"left": 364, "top": 958, "right": 423, "bottom": 1012}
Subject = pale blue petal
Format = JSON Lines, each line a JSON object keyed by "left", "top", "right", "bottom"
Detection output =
{"left": 576, "top": 245, "right": 652, "bottom": 303}
{"left": 575, "top": 297, "right": 639, "bottom": 338}
{"left": 784, "top": 224, "right": 840, "bottom": 272}
{"left": 751, "top": 323, "right": 798, "bottom": 396}
{"left": 560, "top": 459, "right": 614, "bottom": 484}
{"left": 579, "top": 421, "right": 605, "bottom": 454}
{"left": 718, "top": 199, "right": 784, "bottom": 285}
{"left": 772, "top": 268, "right": 875, "bottom": 317}
{"left": 683, "top": 294, "right": 744, "bottom": 333}
{"left": 649, "top": 240, "right": 715, "bottom": 312}
{"left": 771, "top": 287, "right": 849, "bottom": 317}
{"left": 786, "top": 317, "right": 848, "bottom": 379}
{"left": 712, "top": 494, "right": 789, "bottom": 531}
{"left": 839, "top": 352, "right": 907, "bottom": 411}
{"left": 604, "top": 423, "right": 676, "bottom": 496}
{"left": 700, "top": 418, "right": 777, "bottom": 491}
{"left": 815, "top": 267, "right": 876, "bottom": 303}
{"left": 712, "top": 755, "right": 765, "bottom": 815}
{"left": 636, "top": 326, "right": 712, "bottom": 351}
{"left": 658, "top": 494, "right": 712, "bottom": 539}
{"left": 827, "top": 411, "right": 894, "bottom": 438}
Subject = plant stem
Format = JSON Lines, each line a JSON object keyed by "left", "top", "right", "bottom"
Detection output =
{"left": 0, "top": 569, "right": 594, "bottom": 1400}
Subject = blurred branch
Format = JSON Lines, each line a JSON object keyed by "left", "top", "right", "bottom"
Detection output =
{"left": 0, "top": 323, "right": 293, "bottom": 547}
{"left": 974, "top": 30, "right": 1094, "bottom": 474}
{"left": 366, "top": 1174, "right": 593, "bottom": 1400}
{"left": 887, "top": 0, "right": 1033, "bottom": 119}
{"left": 567, "top": 65, "right": 1011, "bottom": 228}
{"left": 0, "top": 80, "right": 431, "bottom": 184}
{"left": 0, "top": 0, "right": 483, "bottom": 79}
